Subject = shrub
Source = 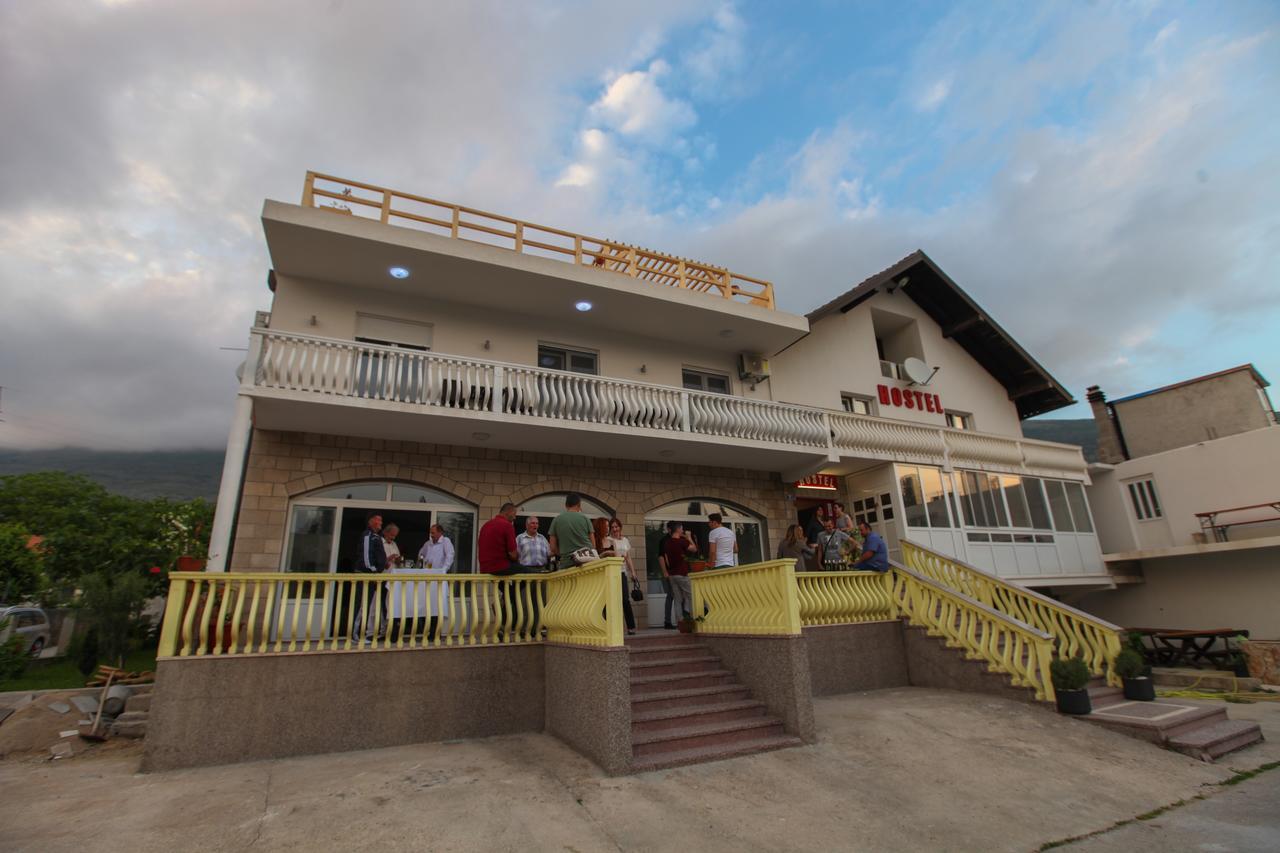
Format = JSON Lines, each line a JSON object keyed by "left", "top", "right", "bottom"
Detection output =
{"left": 0, "top": 619, "right": 29, "bottom": 682}
{"left": 1050, "top": 656, "right": 1091, "bottom": 692}
{"left": 1114, "top": 647, "right": 1146, "bottom": 680}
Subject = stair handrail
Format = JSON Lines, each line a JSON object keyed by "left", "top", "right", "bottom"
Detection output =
{"left": 900, "top": 540, "right": 1123, "bottom": 685}
{"left": 794, "top": 570, "right": 895, "bottom": 626}
{"left": 889, "top": 560, "right": 1057, "bottom": 702}
{"left": 689, "top": 559, "right": 803, "bottom": 636}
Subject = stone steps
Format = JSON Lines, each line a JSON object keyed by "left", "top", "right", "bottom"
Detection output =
{"left": 626, "top": 634, "right": 800, "bottom": 771}
{"left": 1080, "top": 686, "right": 1262, "bottom": 762}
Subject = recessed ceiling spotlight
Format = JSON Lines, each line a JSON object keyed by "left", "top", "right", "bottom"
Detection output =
{"left": 471, "top": 431, "right": 490, "bottom": 441}
{"left": 718, "top": 329, "right": 734, "bottom": 338}
{"left": 659, "top": 450, "right": 675, "bottom": 458}
{"left": 389, "top": 266, "right": 410, "bottom": 279}
{"left": 575, "top": 300, "right": 593, "bottom": 312}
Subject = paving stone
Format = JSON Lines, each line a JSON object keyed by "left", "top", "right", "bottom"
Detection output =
{"left": 48, "top": 701, "right": 72, "bottom": 714}
{"left": 70, "top": 695, "right": 99, "bottom": 714}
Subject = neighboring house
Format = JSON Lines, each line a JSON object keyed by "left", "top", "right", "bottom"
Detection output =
{"left": 206, "top": 172, "right": 1108, "bottom": 630}
{"left": 1075, "top": 366, "right": 1280, "bottom": 638}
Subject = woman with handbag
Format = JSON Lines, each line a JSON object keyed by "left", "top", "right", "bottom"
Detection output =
{"left": 601, "top": 517, "right": 641, "bottom": 635}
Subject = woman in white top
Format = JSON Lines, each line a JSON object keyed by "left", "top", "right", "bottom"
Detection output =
{"left": 601, "top": 517, "right": 639, "bottom": 635}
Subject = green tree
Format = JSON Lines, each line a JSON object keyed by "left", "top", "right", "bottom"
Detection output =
{"left": 78, "top": 571, "right": 151, "bottom": 667}
{"left": 0, "top": 521, "right": 47, "bottom": 602}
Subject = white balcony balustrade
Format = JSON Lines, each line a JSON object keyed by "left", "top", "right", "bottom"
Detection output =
{"left": 247, "top": 330, "right": 1087, "bottom": 477}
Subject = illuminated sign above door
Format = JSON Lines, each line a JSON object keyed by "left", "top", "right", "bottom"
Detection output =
{"left": 795, "top": 474, "right": 839, "bottom": 491}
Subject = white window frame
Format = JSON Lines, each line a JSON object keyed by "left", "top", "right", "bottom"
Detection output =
{"left": 944, "top": 410, "right": 974, "bottom": 430}
{"left": 1125, "top": 477, "right": 1163, "bottom": 522}
{"left": 682, "top": 367, "right": 732, "bottom": 395}
{"left": 841, "top": 393, "right": 875, "bottom": 415}
{"left": 537, "top": 343, "right": 598, "bottom": 375}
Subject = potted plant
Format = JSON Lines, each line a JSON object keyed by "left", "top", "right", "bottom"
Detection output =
{"left": 1115, "top": 647, "right": 1155, "bottom": 701}
{"left": 676, "top": 615, "right": 705, "bottom": 634}
{"left": 1229, "top": 635, "right": 1252, "bottom": 677}
{"left": 1050, "top": 656, "right": 1092, "bottom": 715}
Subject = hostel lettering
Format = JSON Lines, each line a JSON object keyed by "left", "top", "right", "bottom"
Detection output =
{"left": 877, "top": 384, "right": 942, "bottom": 415}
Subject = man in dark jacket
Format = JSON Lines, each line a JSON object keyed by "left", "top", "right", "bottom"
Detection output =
{"left": 356, "top": 512, "right": 388, "bottom": 640}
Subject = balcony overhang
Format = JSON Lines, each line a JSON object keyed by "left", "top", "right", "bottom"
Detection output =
{"left": 262, "top": 200, "right": 809, "bottom": 357}
{"left": 249, "top": 391, "right": 827, "bottom": 474}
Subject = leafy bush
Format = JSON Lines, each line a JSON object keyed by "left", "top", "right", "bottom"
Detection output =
{"left": 78, "top": 571, "right": 150, "bottom": 667}
{"left": 0, "top": 619, "right": 29, "bottom": 682}
{"left": 1050, "top": 655, "right": 1091, "bottom": 692}
{"left": 1114, "top": 647, "right": 1146, "bottom": 680}
{"left": 0, "top": 521, "right": 47, "bottom": 602}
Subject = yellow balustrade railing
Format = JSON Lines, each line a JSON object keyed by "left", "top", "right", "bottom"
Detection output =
{"left": 890, "top": 563, "right": 1057, "bottom": 702}
{"left": 901, "top": 540, "right": 1123, "bottom": 685}
{"left": 795, "top": 571, "right": 895, "bottom": 626}
{"left": 689, "top": 560, "right": 802, "bottom": 636}
{"left": 301, "top": 171, "right": 776, "bottom": 309}
{"left": 156, "top": 559, "right": 624, "bottom": 658}
{"left": 542, "top": 558, "right": 625, "bottom": 648}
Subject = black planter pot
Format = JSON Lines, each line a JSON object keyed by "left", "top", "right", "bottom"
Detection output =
{"left": 1122, "top": 676, "right": 1156, "bottom": 701}
{"left": 1055, "top": 688, "right": 1092, "bottom": 715}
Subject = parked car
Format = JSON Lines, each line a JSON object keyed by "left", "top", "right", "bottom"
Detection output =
{"left": 0, "top": 605, "right": 51, "bottom": 657}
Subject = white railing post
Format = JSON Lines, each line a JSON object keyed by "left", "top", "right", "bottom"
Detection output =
{"left": 492, "top": 365, "right": 504, "bottom": 414}
{"left": 821, "top": 412, "right": 834, "bottom": 455}
{"left": 680, "top": 390, "right": 691, "bottom": 432}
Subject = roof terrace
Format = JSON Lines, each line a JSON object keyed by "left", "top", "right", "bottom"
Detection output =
{"left": 302, "top": 171, "right": 776, "bottom": 309}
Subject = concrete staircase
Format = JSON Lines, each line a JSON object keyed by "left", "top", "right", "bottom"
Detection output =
{"left": 1083, "top": 683, "right": 1263, "bottom": 762}
{"left": 110, "top": 687, "right": 153, "bottom": 739}
{"left": 627, "top": 633, "right": 802, "bottom": 772}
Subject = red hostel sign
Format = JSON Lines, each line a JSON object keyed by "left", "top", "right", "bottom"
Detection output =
{"left": 795, "top": 474, "right": 838, "bottom": 491}
{"left": 877, "top": 384, "right": 942, "bottom": 415}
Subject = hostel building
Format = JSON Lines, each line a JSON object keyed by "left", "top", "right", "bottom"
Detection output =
{"left": 207, "top": 172, "right": 1108, "bottom": 612}
{"left": 151, "top": 172, "right": 1200, "bottom": 774}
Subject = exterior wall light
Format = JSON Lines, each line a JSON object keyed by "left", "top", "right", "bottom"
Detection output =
{"left": 575, "top": 301, "right": 593, "bottom": 312}
{"left": 389, "top": 266, "right": 410, "bottom": 279}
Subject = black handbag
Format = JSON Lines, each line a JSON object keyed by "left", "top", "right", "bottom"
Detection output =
{"left": 629, "top": 578, "right": 644, "bottom": 602}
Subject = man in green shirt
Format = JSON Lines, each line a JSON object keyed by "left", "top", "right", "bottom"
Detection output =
{"left": 548, "top": 492, "right": 596, "bottom": 567}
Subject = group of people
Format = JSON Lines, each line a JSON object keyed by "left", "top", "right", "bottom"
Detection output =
{"left": 778, "top": 503, "right": 889, "bottom": 572}
{"left": 351, "top": 495, "right": 880, "bottom": 641}
{"left": 476, "top": 493, "right": 641, "bottom": 633}
{"left": 652, "top": 513, "right": 739, "bottom": 629}
{"left": 356, "top": 513, "right": 456, "bottom": 640}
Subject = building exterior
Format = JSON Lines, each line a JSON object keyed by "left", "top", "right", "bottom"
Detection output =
{"left": 206, "top": 171, "right": 1108, "bottom": 631}
{"left": 1075, "top": 368, "right": 1280, "bottom": 638}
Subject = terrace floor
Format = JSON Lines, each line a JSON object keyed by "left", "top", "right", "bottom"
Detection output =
{"left": 2, "top": 688, "right": 1276, "bottom": 852}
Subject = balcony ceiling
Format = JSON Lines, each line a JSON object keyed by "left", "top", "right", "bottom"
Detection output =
{"left": 262, "top": 201, "right": 809, "bottom": 356}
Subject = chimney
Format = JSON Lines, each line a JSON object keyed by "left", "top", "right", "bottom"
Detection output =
{"left": 1086, "top": 385, "right": 1126, "bottom": 464}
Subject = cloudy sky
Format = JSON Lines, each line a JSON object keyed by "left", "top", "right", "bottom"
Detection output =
{"left": 1, "top": 0, "right": 1277, "bottom": 450}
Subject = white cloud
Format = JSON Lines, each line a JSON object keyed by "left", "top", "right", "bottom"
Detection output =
{"left": 684, "top": 2, "right": 747, "bottom": 97}
{"left": 915, "top": 76, "right": 952, "bottom": 112}
{"left": 591, "top": 59, "right": 697, "bottom": 142}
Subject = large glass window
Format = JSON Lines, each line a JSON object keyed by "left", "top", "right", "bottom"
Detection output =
{"left": 1064, "top": 482, "right": 1094, "bottom": 532}
{"left": 900, "top": 468, "right": 927, "bottom": 528}
{"left": 1126, "top": 478, "right": 1163, "bottom": 521}
{"left": 1001, "top": 475, "right": 1032, "bottom": 529}
{"left": 921, "top": 467, "right": 952, "bottom": 528}
{"left": 285, "top": 506, "right": 335, "bottom": 573}
{"left": 1044, "top": 480, "right": 1075, "bottom": 532}
{"left": 980, "top": 474, "right": 1010, "bottom": 527}
{"left": 1023, "top": 477, "right": 1053, "bottom": 530}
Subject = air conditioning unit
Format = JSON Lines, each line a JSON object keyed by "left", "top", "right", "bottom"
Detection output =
{"left": 738, "top": 353, "right": 771, "bottom": 382}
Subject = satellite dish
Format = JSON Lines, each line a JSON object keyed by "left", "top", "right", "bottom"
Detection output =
{"left": 903, "top": 357, "right": 934, "bottom": 386}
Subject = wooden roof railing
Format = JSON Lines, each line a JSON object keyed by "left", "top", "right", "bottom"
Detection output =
{"left": 301, "top": 171, "right": 776, "bottom": 310}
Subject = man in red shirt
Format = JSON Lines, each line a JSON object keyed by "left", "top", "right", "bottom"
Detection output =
{"left": 478, "top": 501, "right": 522, "bottom": 637}
{"left": 478, "top": 502, "right": 520, "bottom": 575}
{"left": 662, "top": 521, "right": 697, "bottom": 623}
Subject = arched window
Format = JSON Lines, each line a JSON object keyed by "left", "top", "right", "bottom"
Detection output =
{"left": 284, "top": 481, "right": 477, "bottom": 574}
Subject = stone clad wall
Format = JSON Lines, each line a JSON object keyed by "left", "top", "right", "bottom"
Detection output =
{"left": 230, "top": 429, "right": 791, "bottom": 574}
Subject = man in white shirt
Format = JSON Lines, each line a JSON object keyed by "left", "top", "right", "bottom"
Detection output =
{"left": 382, "top": 523, "right": 403, "bottom": 568}
{"left": 417, "top": 524, "right": 455, "bottom": 572}
{"left": 706, "top": 513, "right": 738, "bottom": 568}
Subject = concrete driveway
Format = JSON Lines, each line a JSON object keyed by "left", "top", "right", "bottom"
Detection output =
{"left": 0, "top": 687, "right": 1273, "bottom": 852}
